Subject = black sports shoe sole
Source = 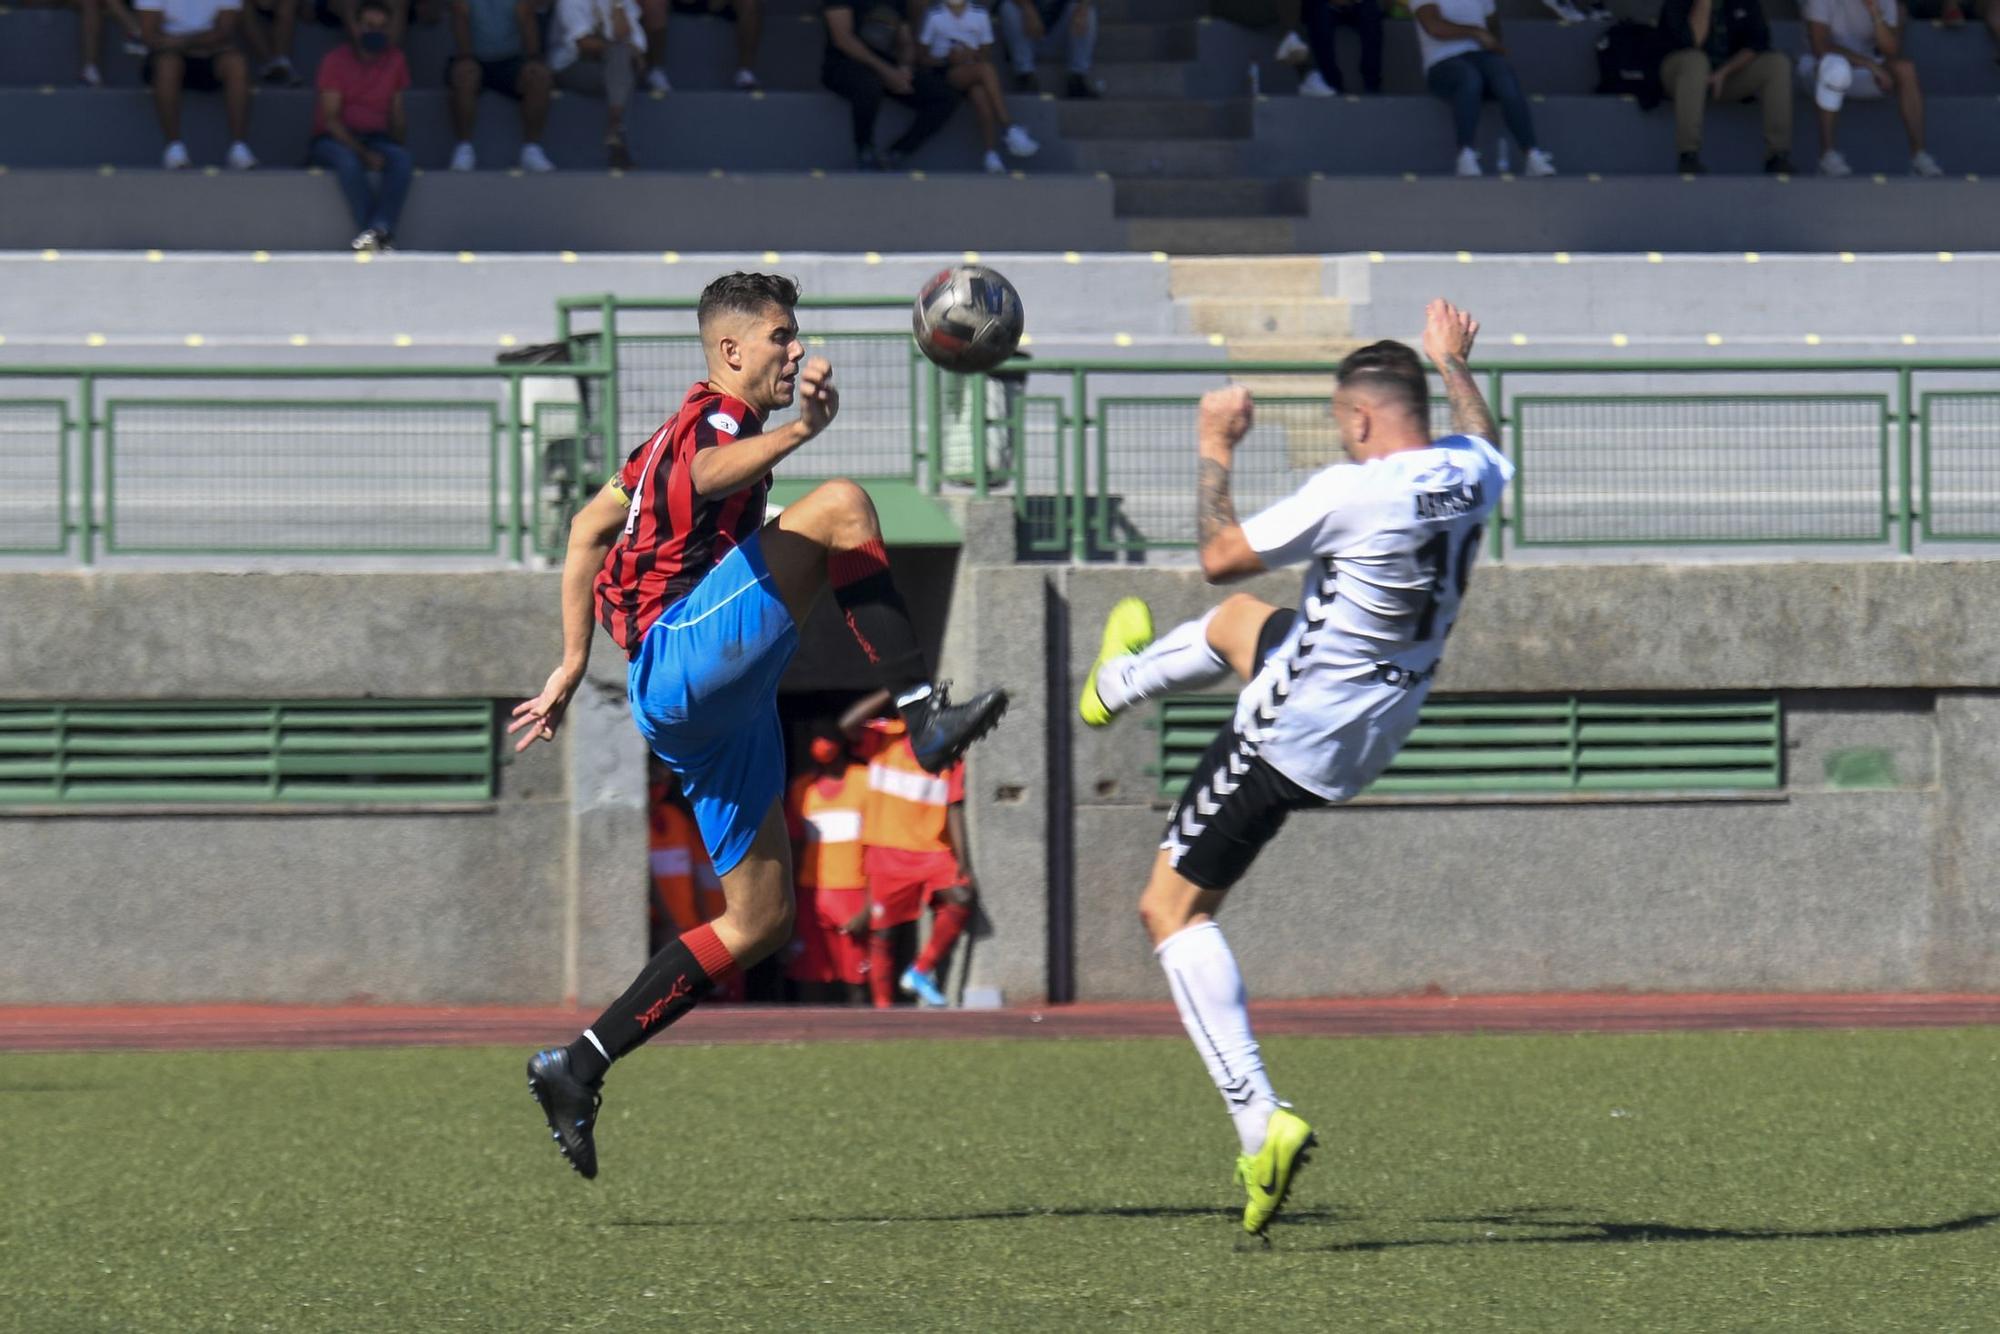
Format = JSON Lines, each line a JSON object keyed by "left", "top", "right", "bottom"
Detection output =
{"left": 914, "top": 691, "right": 1009, "bottom": 773}
{"left": 526, "top": 1053, "right": 601, "bottom": 1180}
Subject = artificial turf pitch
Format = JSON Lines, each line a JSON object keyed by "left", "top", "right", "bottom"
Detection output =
{"left": 7, "top": 1028, "right": 2000, "bottom": 1332}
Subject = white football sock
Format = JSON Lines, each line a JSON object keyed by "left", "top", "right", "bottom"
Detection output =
{"left": 1157, "top": 921, "right": 1279, "bottom": 1155}
{"left": 1096, "top": 608, "right": 1230, "bottom": 715}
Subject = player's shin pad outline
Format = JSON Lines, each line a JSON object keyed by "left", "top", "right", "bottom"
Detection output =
{"left": 1165, "top": 560, "right": 1338, "bottom": 871}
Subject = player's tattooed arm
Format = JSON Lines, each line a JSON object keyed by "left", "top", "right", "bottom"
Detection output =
{"left": 1197, "top": 457, "right": 1238, "bottom": 551}
{"left": 1195, "top": 386, "right": 1265, "bottom": 582}
{"left": 1420, "top": 298, "right": 1497, "bottom": 442}
{"left": 1437, "top": 354, "right": 1497, "bottom": 443}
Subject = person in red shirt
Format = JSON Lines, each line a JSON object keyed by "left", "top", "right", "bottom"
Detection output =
{"left": 844, "top": 690, "right": 978, "bottom": 1009}
{"left": 784, "top": 730, "right": 871, "bottom": 1004}
{"left": 510, "top": 271, "right": 1008, "bottom": 1181}
{"left": 309, "top": 0, "right": 413, "bottom": 253}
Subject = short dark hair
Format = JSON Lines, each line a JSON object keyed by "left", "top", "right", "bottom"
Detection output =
{"left": 1335, "top": 339, "right": 1429, "bottom": 429}
{"left": 356, "top": 0, "right": 393, "bottom": 18}
{"left": 697, "top": 272, "right": 800, "bottom": 332}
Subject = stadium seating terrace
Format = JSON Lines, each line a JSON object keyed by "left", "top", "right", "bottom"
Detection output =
{"left": 1, "top": 0, "right": 1995, "bottom": 251}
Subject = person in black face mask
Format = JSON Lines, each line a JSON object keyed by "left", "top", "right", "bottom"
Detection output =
{"left": 309, "top": 0, "right": 415, "bottom": 252}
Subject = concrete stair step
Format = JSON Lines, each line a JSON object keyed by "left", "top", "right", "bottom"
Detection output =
{"left": 1170, "top": 256, "right": 1328, "bottom": 300}
{"left": 1059, "top": 100, "right": 1251, "bottom": 141}
{"left": 1095, "top": 0, "right": 1209, "bottom": 18}
{"left": 1068, "top": 139, "right": 1254, "bottom": 177}
{"left": 1096, "top": 22, "right": 1199, "bottom": 62}
{"left": 1181, "top": 297, "right": 1353, "bottom": 339}
{"left": 1114, "top": 176, "right": 1307, "bottom": 219}
{"left": 1089, "top": 62, "right": 1202, "bottom": 100}
{"left": 1125, "top": 217, "right": 1302, "bottom": 256}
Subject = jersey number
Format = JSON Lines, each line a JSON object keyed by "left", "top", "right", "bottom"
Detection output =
{"left": 1413, "top": 525, "right": 1483, "bottom": 643}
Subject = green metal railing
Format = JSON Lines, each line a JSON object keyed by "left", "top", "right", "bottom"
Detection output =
{"left": 1155, "top": 694, "right": 1783, "bottom": 799}
{"left": 554, "top": 294, "right": 923, "bottom": 488}
{"left": 0, "top": 357, "right": 609, "bottom": 564}
{"left": 965, "top": 358, "right": 2000, "bottom": 561}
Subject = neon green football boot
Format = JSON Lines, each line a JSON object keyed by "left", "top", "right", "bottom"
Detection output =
{"left": 1234, "top": 1107, "right": 1316, "bottom": 1239}
{"left": 1077, "top": 597, "right": 1155, "bottom": 728}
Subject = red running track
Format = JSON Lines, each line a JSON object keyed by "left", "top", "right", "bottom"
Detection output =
{"left": 3, "top": 993, "right": 2000, "bottom": 1052}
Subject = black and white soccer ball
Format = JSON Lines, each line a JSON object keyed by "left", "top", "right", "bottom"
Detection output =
{"left": 911, "top": 264, "right": 1025, "bottom": 375}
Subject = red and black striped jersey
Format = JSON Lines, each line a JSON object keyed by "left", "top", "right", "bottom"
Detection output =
{"left": 594, "top": 383, "right": 768, "bottom": 657}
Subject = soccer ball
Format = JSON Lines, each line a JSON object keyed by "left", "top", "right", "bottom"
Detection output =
{"left": 911, "top": 264, "right": 1026, "bottom": 375}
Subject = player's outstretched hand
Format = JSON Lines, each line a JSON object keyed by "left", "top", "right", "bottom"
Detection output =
{"left": 1422, "top": 298, "right": 1480, "bottom": 366}
{"left": 508, "top": 666, "right": 580, "bottom": 753}
{"left": 798, "top": 356, "right": 839, "bottom": 438}
{"left": 1198, "top": 384, "right": 1255, "bottom": 451}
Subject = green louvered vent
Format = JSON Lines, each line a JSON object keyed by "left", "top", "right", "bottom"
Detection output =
{"left": 0, "top": 702, "right": 496, "bottom": 805}
{"left": 1156, "top": 696, "right": 1781, "bottom": 798}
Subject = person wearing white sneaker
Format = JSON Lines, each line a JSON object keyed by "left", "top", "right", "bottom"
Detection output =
{"left": 162, "top": 139, "right": 194, "bottom": 168}
{"left": 137, "top": 0, "right": 255, "bottom": 168}
{"left": 520, "top": 141, "right": 556, "bottom": 170}
{"left": 1299, "top": 0, "right": 1385, "bottom": 96}
{"left": 73, "top": 0, "right": 146, "bottom": 87}
{"left": 551, "top": 0, "right": 646, "bottom": 167}
{"left": 1415, "top": 0, "right": 1550, "bottom": 177}
{"left": 1275, "top": 28, "right": 1311, "bottom": 65}
{"left": 920, "top": 0, "right": 1035, "bottom": 170}
{"left": 1454, "top": 144, "right": 1480, "bottom": 175}
{"left": 1799, "top": 0, "right": 1938, "bottom": 176}
{"left": 447, "top": 0, "right": 556, "bottom": 172}
{"left": 225, "top": 139, "right": 258, "bottom": 168}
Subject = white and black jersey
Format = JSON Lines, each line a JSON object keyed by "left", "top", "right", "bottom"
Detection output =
{"left": 1163, "top": 435, "right": 1514, "bottom": 890}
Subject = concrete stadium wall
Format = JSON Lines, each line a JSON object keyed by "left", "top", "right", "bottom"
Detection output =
{"left": 946, "top": 522, "right": 2000, "bottom": 1002}
{"left": 11, "top": 550, "right": 2000, "bottom": 1005}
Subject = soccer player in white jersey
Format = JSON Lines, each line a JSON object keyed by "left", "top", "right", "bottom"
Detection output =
{"left": 1077, "top": 299, "right": 1514, "bottom": 1242}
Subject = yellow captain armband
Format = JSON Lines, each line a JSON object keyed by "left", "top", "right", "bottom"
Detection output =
{"left": 606, "top": 480, "right": 631, "bottom": 505}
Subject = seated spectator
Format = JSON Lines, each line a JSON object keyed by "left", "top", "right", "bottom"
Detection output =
{"left": 822, "top": 0, "right": 960, "bottom": 170}
{"left": 1413, "top": 0, "right": 1555, "bottom": 176}
{"left": 72, "top": 0, "right": 147, "bottom": 87}
{"left": 447, "top": 0, "right": 556, "bottom": 171}
{"left": 549, "top": 0, "right": 646, "bottom": 169}
{"left": 1657, "top": 0, "right": 1790, "bottom": 174}
{"left": 1937, "top": 0, "right": 2000, "bottom": 61}
{"left": 916, "top": 0, "right": 1039, "bottom": 174}
{"left": 1295, "top": 0, "right": 1384, "bottom": 97}
{"left": 668, "top": 0, "right": 768, "bottom": 88}
{"left": 1798, "top": 0, "right": 1941, "bottom": 176}
{"left": 241, "top": 0, "right": 303, "bottom": 85}
{"left": 994, "top": 0, "right": 1098, "bottom": 99}
{"left": 137, "top": 0, "right": 257, "bottom": 170}
{"left": 311, "top": 0, "right": 412, "bottom": 252}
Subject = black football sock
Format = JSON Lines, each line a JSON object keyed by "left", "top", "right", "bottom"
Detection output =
{"left": 566, "top": 923, "right": 738, "bottom": 1084}
{"left": 828, "top": 538, "right": 929, "bottom": 700}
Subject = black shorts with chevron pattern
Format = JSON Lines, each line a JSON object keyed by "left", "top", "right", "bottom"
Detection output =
{"left": 1159, "top": 722, "right": 1326, "bottom": 893}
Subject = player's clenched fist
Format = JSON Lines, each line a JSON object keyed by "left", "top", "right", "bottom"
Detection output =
{"left": 797, "top": 357, "right": 839, "bottom": 437}
{"left": 1199, "top": 384, "right": 1254, "bottom": 450}
{"left": 1421, "top": 298, "right": 1480, "bottom": 367}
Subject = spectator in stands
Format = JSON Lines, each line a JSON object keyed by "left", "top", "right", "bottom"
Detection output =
{"left": 784, "top": 730, "right": 872, "bottom": 1005}
{"left": 73, "top": 0, "right": 148, "bottom": 87}
{"left": 241, "top": 0, "right": 303, "bottom": 85}
{"left": 822, "top": 0, "right": 960, "bottom": 169}
{"left": 659, "top": 0, "right": 764, "bottom": 89}
{"left": 1293, "top": 0, "right": 1385, "bottom": 97}
{"left": 1798, "top": 0, "right": 1942, "bottom": 176}
{"left": 1414, "top": 0, "right": 1555, "bottom": 176}
{"left": 916, "top": 0, "right": 1039, "bottom": 174}
{"left": 994, "top": 0, "right": 1098, "bottom": 98}
{"left": 447, "top": 0, "right": 556, "bottom": 171}
{"left": 137, "top": 0, "right": 257, "bottom": 170}
{"left": 549, "top": 0, "right": 646, "bottom": 169}
{"left": 1657, "top": 0, "right": 1791, "bottom": 174}
{"left": 1937, "top": 0, "right": 2000, "bottom": 61}
{"left": 311, "top": 0, "right": 412, "bottom": 252}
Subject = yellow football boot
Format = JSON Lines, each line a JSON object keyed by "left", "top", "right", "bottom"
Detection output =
{"left": 1077, "top": 597, "right": 1155, "bottom": 728}
{"left": 1234, "top": 1107, "right": 1316, "bottom": 1239}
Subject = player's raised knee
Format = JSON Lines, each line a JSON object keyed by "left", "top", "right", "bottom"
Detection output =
{"left": 805, "top": 477, "right": 877, "bottom": 519}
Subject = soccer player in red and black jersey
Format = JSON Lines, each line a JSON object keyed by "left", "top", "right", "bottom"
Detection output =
{"left": 508, "top": 272, "right": 1006, "bottom": 1180}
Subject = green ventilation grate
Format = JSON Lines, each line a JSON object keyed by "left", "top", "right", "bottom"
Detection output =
{"left": 1156, "top": 696, "right": 1781, "bottom": 798}
{"left": 0, "top": 701, "right": 497, "bottom": 805}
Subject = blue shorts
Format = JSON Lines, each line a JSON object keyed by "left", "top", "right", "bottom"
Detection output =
{"left": 627, "top": 534, "right": 797, "bottom": 875}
